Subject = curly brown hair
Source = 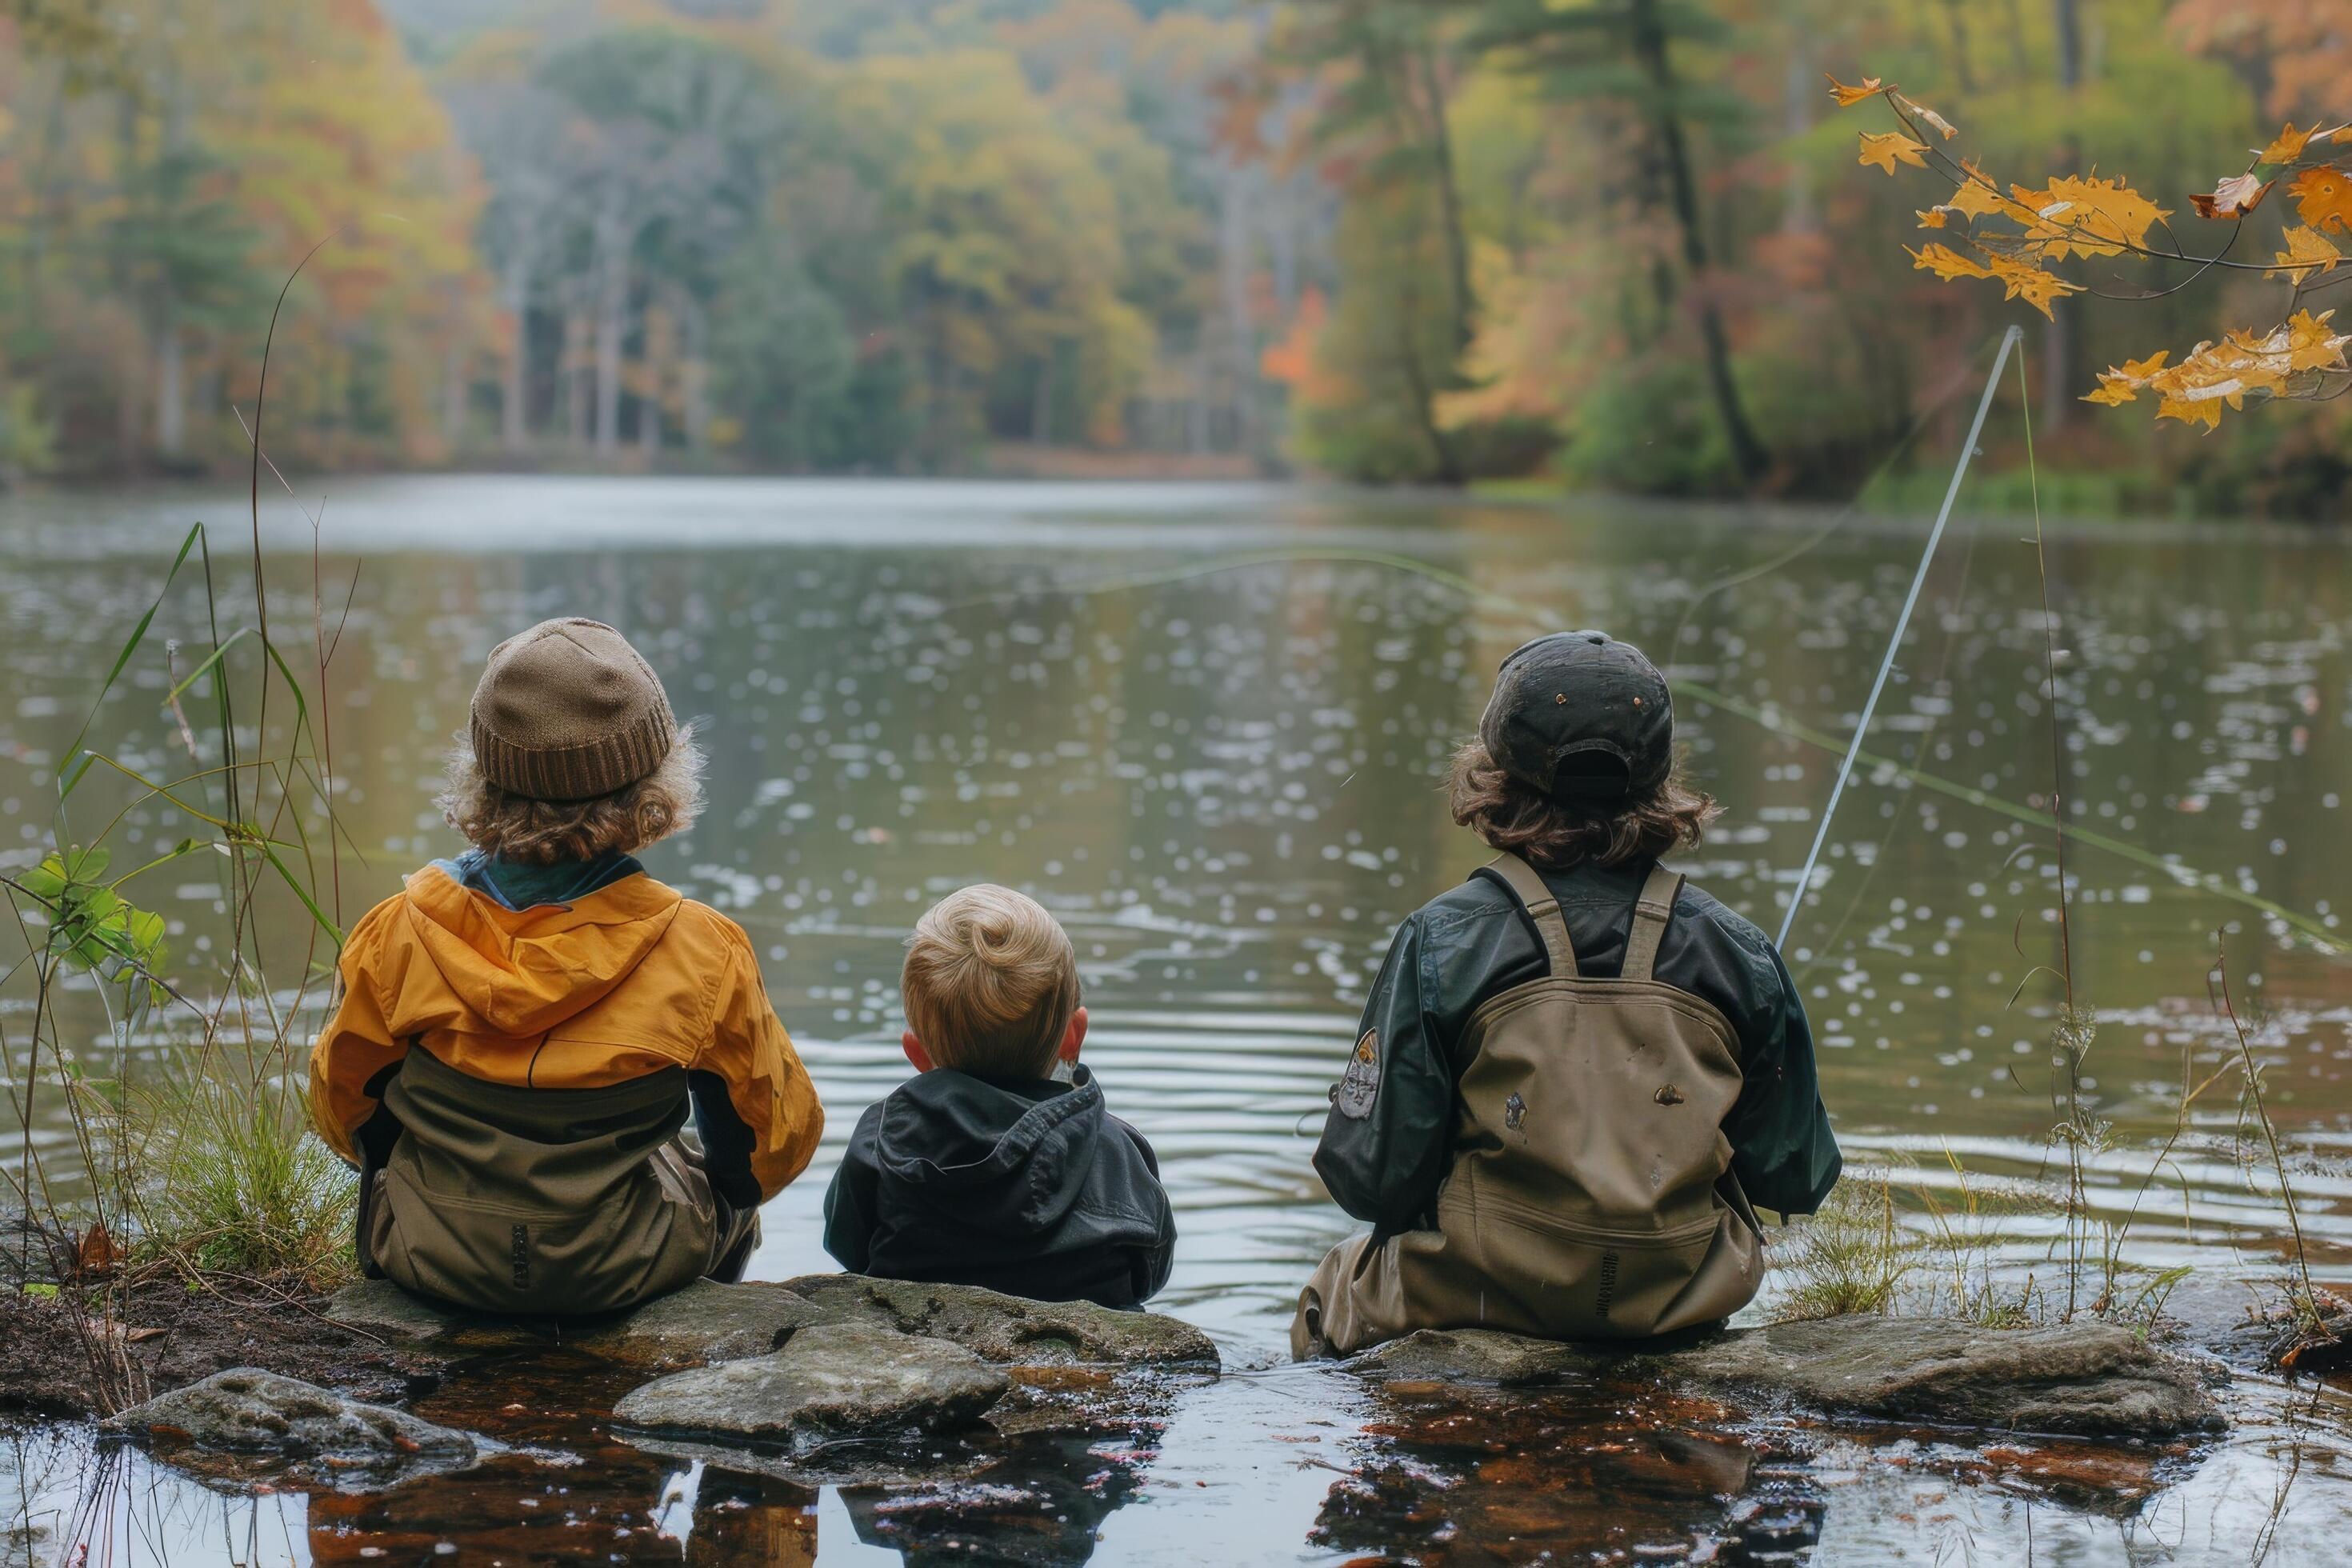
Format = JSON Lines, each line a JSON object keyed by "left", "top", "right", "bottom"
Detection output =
{"left": 439, "top": 726, "right": 705, "bottom": 866}
{"left": 1446, "top": 738, "right": 1718, "bottom": 870}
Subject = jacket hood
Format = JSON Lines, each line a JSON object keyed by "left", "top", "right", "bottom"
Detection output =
{"left": 390, "top": 863, "right": 685, "bottom": 1038}
{"left": 873, "top": 1066, "right": 1106, "bottom": 1238}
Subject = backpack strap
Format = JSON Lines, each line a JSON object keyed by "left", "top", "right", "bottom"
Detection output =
{"left": 1482, "top": 852, "right": 1579, "bottom": 978}
{"left": 1621, "top": 864, "right": 1686, "bottom": 982}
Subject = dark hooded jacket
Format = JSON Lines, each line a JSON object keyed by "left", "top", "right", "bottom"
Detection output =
{"left": 822, "top": 1065, "right": 1176, "bottom": 1309}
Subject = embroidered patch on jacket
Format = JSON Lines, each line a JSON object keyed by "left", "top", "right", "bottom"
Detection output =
{"left": 1335, "top": 1030, "right": 1381, "bottom": 1118}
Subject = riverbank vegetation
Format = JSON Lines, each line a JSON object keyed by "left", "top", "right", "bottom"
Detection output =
{"left": 0, "top": 0, "right": 2345, "bottom": 513}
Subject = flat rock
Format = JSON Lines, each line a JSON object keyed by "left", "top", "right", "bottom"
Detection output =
{"left": 779, "top": 1274, "right": 1219, "bottom": 1370}
{"left": 325, "top": 1278, "right": 820, "bottom": 1369}
{"left": 101, "top": 1368, "right": 477, "bottom": 1489}
{"left": 613, "top": 1322, "right": 1009, "bottom": 1455}
{"left": 1344, "top": 1315, "right": 2223, "bottom": 1442}
{"left": 566, "top": 1282, "right": 823, "bottom": 1366}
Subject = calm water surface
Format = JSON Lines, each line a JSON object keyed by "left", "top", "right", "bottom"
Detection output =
{"left": 3, "top": 476, "right": 2350, "bottom": 1564}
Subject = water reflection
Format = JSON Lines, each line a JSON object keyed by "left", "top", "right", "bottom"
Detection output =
{"left": 1312, "top": 1381, "right": 1824, "bottom": 1565}
{"left": 3, "top": 479, "right": 2352, "bottom": 1562}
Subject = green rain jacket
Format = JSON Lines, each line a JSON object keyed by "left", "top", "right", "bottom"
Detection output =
{"left": 1313, "top": 857, "right": 1841, "bottom": 1234}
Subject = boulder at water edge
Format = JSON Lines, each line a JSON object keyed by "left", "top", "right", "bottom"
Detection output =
{"left": 778, "top": 1273, "right": 1220, "bottom": 1370}
{"left": 325, "top": 1277, "right": 822, "bottom": 1369}
{"left": 612, "top": 1322, "right": 1010, "bottom": 1454}
{"left": 101, "top": 1368, "right": 478, "bottom": 1488}
{"left": 1346, "top": 1314, "right": 2222, "bottom": 1441}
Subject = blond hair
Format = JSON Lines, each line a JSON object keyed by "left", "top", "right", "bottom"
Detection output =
{"left": 902, "top": 885, "right": 1080, "bottom": 1079}
{"left": 439, "top": 726, "right": 705, "bottom": 866}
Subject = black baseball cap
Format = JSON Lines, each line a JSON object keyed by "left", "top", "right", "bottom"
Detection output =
{"left": 1478, "top": 630, "right": 1674, "bottom": 801}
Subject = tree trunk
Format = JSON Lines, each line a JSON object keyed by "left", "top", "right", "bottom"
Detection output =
{"left": 1032, "top": 358, "right": 1053, "bottom": 445}
{"left": 592, "top": 194, "right": 630, "bottom": 458}
{"left": 1413, "top": 42, "right": 1474, "bottom": 356}
{"left": 1632, "top": 0, "right": 1769, "bottom": 484}
{"left": 1781, "top": 36, "right": 1818, "bottom": 234}
{"left": 566, "top": 308, "right": 591, "bottom": 449}
{"left": 501, "top": 248, "right": 532, "bottom": 454}
{"left": 2044, "top": 0, "right": 2084, "bottom": 434}
{"left": 442, "top": 313, "right": 466, "bottom": 454}
{"left": 1219, "top": 165, "right": 1259, "bottom": 456}
{"left": 154, "top": 293, "right": 185, "bottom": 459}
{"left": 679, "top": 291, "right": 711, "bottom": 452}
{"left": 1394, "top": 264, "right": 1463, "bottom": 485}
{"left": 1938, "top": 0, "right": 1980, "bottom": 93}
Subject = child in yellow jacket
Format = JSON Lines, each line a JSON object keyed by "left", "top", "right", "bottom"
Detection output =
{"left": 310, "top": 618, "right": 823, "bottom": 1315}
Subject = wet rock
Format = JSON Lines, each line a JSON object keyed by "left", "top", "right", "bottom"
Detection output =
{"left": 1344, "top": 1315, "right": 2222, "bottom": 1441}
{"left": 779, "top": 1274, "right": 1220, "bottom": 1370}
{"left": 324, "top": 1278, "right": 820, "bottom": 1369}
{"left": 0, "top": 1210, "right": 73, "bottom": 1290}
{"left": 1674, "top": 1318, "right": 2222, "bottom": 1440}
{"left": 566, "top": 1282, "right": 822, "bottom": 1367}
{"left": 323, "top": 1278, "right": 528, "bottom": 1347}
{"left": 1350, "top": 1327, "right": 1591, "bottom": 1389}
{"left": 101, "top": 1368, "right": 478, "bottom": 1488}
{"left": 612, "top": 1322, "right": 1010, "bottom": 1455}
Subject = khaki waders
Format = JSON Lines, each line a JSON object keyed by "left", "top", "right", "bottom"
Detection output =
{"left": 1294, "top": 856, "right": 1763, "bottom": 1358}
{"left": 362, "top": 1045, "right": 759, "bottom": 1317}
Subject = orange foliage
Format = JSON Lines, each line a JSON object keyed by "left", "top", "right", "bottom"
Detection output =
{"left": 1838, "top": 68, "right": 2352, "bottom": 429}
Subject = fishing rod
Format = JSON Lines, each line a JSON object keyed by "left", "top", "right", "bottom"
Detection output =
{"left": 1774, "top": 324, "right": 2023, "bottom": 950}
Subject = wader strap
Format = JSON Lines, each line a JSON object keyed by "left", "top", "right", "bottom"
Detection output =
{"left": 1483, "top": 853, "right": 1579, "bottom": 978}
{"left": 1622, "top": 865, "right": 1685, "bottom": 982}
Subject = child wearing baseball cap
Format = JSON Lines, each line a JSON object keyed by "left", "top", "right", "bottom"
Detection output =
{"left": 310, "top": 618, "right": 824, "bottom": 1315}
{"left": 1294, "top": 630, "right": 1839, "bottom": 1357}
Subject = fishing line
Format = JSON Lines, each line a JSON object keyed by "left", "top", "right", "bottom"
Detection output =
{"left": 1773, "top": 324, "right": 2024, "bottom": 950}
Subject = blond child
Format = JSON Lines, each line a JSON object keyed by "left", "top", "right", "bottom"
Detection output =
{"left": 824, "top": 885, "right": 1175, "bottom": 1307}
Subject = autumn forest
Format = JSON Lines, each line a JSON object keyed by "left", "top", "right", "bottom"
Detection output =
{"left": 0, "top": 0, "right": 2345, "bottom": 516}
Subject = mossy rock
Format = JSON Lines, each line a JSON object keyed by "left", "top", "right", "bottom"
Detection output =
{"left": 1341, "top": 1315, "right": 2223, "bottom": 1441}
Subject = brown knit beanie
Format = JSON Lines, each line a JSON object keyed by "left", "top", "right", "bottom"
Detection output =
{"left": 469, "top": 619, "right": 676, "bottom": 802}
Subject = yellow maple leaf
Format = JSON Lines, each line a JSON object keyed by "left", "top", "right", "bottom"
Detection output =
{"left": 2260, "top": 122, "right": 2319, "bottom": 164}
{"left": 2190, "top": 174, "right": 2272, "bottom": 220}
{"left": 2113, "top": 352, "right": 2170, "bottom": 381}
{"left": 2266, "top": 225, "right": 2344, "bottom": 283}
{"left": 2156, "top": 395, "right": 2222, "bottom": 430}
{"left": 1906, "top": 242, "right": 1991, "bottom": 281}
{"left": 1826, "top": 74, "right": 1885, "bottom": 107}
{"left": 2011, "top": 174, "right": 2170, "bottom": 260}
{"left": 1858, "top": 131, "right": 1929, "bottom": 175}
{"left": 1947, "top": 160, "right": 2016, "bottom": 221}
{"left": 2286, "top": 309, "right": 2351, "bottom": 372}
{"left": 1982, "top": 253, "right": 2083, "bottom": 318}
{"left": 2082, "top": 380, "right": 2138, "bottom": 406}
{"left": 2289, "top": 164, "right": 2352, "bottom": 234}
{"left": 1916, "top": 206, "right": 1950, "bottom": 229}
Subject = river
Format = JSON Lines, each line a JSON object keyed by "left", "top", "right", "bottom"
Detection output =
{"left": 2, "top": 475, "right": 2350, "bottom": 1563}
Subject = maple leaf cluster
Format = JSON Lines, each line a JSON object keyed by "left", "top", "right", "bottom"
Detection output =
{"left": 1830, "top": 74, "right": 2352, "bottom": 430}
